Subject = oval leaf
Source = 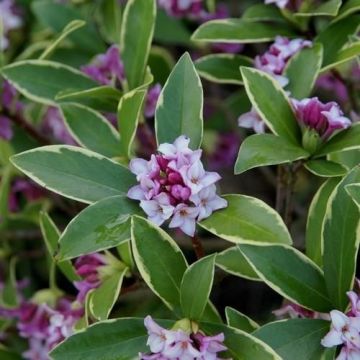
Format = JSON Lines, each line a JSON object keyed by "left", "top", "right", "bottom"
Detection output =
{"left": 225, "top": 306, "right": 259, "bottom": 333}
{"left": 305, "top": 159, "right": 348, "bottom": 177}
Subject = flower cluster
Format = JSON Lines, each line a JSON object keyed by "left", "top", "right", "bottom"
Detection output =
{"left": 238, "top": 37, "right": 311, "bottom": 134}
{"left": 273, "top": 302, "right": 330, "bottom": 320}
{"left": 0, "top": 0, "right": 22, "bottom": 50}
{"left": 321, "top": 291, "right": 360, "bottom": 360}
{"left": 293, "top": 97, "right": 351, "bottom": 151}
{"left": 128, "top": 135, "right": 227, "bottom": 236}
{"left": 158, "top": 0, "right": 203, "bottom": 18}
{"left": 140, "top": 316, "right": 228, "bottom": 360}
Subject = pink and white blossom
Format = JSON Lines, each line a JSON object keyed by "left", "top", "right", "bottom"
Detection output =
{"left": 238, "top": 108, "right": 266, "bottom": 134}
{"left": 141, "top": 193, "right": 175, "bottom": 226}
{"left": 169, "top": 203, "right": 199, "bottom": 236}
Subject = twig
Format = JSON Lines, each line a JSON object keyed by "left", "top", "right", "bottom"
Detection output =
{"left": 191, "top": 234, "right": 205, "bottom": 259}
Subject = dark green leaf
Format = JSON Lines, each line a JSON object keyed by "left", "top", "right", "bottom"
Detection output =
{"left": 305, "top": 160, "right": 348, "bottom": 177}
{"left": 225, "top": 306, "right": 259, "bottom": 332}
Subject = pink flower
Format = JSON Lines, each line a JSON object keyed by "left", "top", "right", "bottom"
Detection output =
{"left": 238, "top": 108, "right": 266, "bottom": 134}
{"left": 145, "top": 84, "right": 162, "bottom": 118}
{"left": 158, "top": 0, "right": 203, "bottom": 18}
{"left": 348, "top": 292, "right": 360, "bottom": 318}
{"left": 273, "top": 302, "right": 330, "bottom": 320}
{"left": 169, "top": 203, "right": 199, "bottom": 236}
{"left": 193, "top": 332, "right": 227, "bottom": 360}
{"left": 0, "top": 115, "right": 13, "bottom": 140}
{"left": 265, "top": 0, "right": 289, "bottom": 8}
{"left": 140, "top": 193, "right": 175, "bottom": 226}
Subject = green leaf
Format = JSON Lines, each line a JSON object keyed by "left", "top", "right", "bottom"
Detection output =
{"left": 60, "top": 103, "right": 120, "bottom": 158}
{"left": 89, "top": 268, "right": 127, "bottom": 321}
{"left": 117, "top": 89, "right": 147, "bottom": 157}
{"left": 284, "top": 44, "right": 323, "bottom": 99}
{"left": 321, "top": 41, "right": 360, "bottom": 72}
{"left": 58, "top": 196, "right": 140, "bottom": 261}
{"left": 254, "top": 319, "right": 330, "bottom": 360}
{"left": 201, "top": 322, "right": 281, "bottom": 360}
{"left": 305, "top": 159, "right": 348, "bottom": 177}
{"left": 314, "top": 123, "right": 360, "bottom": 157}
{"left": 39, "top": 211, "right": 80, "bottom": 282}
{"left": 295, "top": 0, "right": 342, "bottom": 16}
{"left": 56, "top": 86, "right": 122, "bottom": 113}
{"left": 192, "top": 19, "right": 295, "bottom": 43}
{"left": 32, "top": 1, "right": 105, "bottom": 54}
{"left": 323, "top": 166, "right": 360, "bottom": 310}
{"left": 1, "top": 60, "right": 97, "bottom": 105}
{"left": 216, "top": 246, "right": 260, "bottom": 281}
{"left": 335, "top": 0, "right": 360, "bottom": 21}
{"left": 195, "top": 54, "right": 253, "bottom": 85}
{"left": 120, "top": 0, "right": 156, "bottom": 89}
{"left": 225, "top": 306, "right": 259, "bottom": 333}
{"left": 239, "top": 244, "right": 333, "bottom": 312}
{"left": 329, "top": 149, "right": 360, "bottom": 170}
{"left": 306, "top": 178, "right": 341, "bottom": 267}
{"left": 97, "top": 0, "right": 122, "bottom": 43}
{"left": 155, "top": 52, "right": 203, "bottom": 149}
{"left": 346, "top": 183, "right": 360, "bottom": 206}
{"left": 180, "top": 254, "right": 216, "bottom": 321}
{"left": 0, "top": 166, "right": 11, "bottom": 219}
{"left": 131, "top": 215, "right": 188, "bottom": 312}
{"left": 39, "top": 20, "right": 85, "bottom": 60}
{"left": 11, "top": 145, "right": 136, "bottom": 204}
{"left": 315, "top": 15, "right": 360, "bottom": 68}
{"left": 242, "top": 4, "right": 286, "bottom": 22}
{"left": 235, "top": 134, "right": 309, "bottom": 174}
{"left": 200, "top": 194, "right": 292, "bottom": 245}
{"left": 1, "top": 258, "right": 18, "bottom": 308}
{"left": 241, "top": 67, "right": 301, "bottom": 145}
{"left": 50, "top": 317, "right": 171, "bottom": 360}
{"left": 0, "top": 347, "right": 22, "bottom": 360}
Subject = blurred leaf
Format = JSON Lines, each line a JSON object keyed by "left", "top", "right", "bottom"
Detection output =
{"left": 121, "top": 0, "right": 156, "bottom": 89}
{"left": 295, "top": 0, "right": 341, "bottom": 16}
{"left": 0, "top": 166, "right": 11, "bottom": 219}
{"left": 148, "top": 46, "right": 175, "bottom": 85}
{"left": 216, "top": 246, "right": 260, "bottom": 281}
{"left": 323, "top": 166, "right": 360, "bottom": 310}
{"left": 254, "top": 319, "right": 330, "bottom": 360}
{"left": 97, "top": 0, "right": 122, "bottom": 43}
{"left": 1, "top": 258, "right": 18, "bottom": 308}
{"left": 58, "top": 196, "right": 140, "bottom": 261}
{"left": 195, "top": 54, "right": 253, "bottom": 85}
{"left": 305, "top": 159, "right": 348, "bottom": 177}
{"left": 117, "top": 89, "right": 147, "bottom": 158}
{"left": 346, "top": 183, "right": 360, "bottom": 206}
{"left": 60, "top": 103, "right": 120, "bottom": 158}
{"left": 240, "top": 244, "right": 333, "bottom": 312}
{"left": 11, "top": 145, "right": 136, "bottom": 204}
{"left": 180, "top": 254, "right": 215, "bottom": 321}
{"left": 1, "top": 60, "right": 97, "bottom": 105}
{"left": 155, "top": 52, "right": 203, "bottom": 149}
{"left": 242, "top": 4, "right": 286, "bottom": 22}
{"left": 284, "top": 44, "right": 323, "bottom": 99}
{"left": 225, "top": 306, "right": 259, "bottom": 333}
{"left": 334, "top": 0, "right": 360, "bottom": 21}
{"left": 306, "top": 178, "right": 341, "bottom": 267}
{"left": 329, "top": 149, "right": 360, "bottom": 170}
{"left": 235, "top": 134, "right": 309, "bottom": 174}
{"left": 192, "top": 19, "right": 295, "bottom": 43}
{"left": 241, "top": 67, "right": 301, "bottom": 145}
{"left": 200, "top": 194, "right": 292, "bottom": 245}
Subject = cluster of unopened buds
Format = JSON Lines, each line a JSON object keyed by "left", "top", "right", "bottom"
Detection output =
{"left": 140, "top": 316, "right": 229, "bottom": 360}
{"left": 322, "top": 291, "right": 360, "bottom": 359}
{"left": 127, "top": 135, "right": 227, "bottom": 236}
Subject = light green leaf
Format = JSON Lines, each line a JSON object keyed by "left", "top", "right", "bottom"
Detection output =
{"left": 315, "top": 15, "right": 360, "bottom": 68}
{"left": 329, "top": 149, "right": 360, "bottom": 170}
{"left": 306, "top": 178, "right": 341, "bottom": 267}
{"left": 50, "top": 317, "right": 172, "bottom": 360}
{"left": 56, "top": 86, "right": 122, "bottom": 113}
{"left": 60, "top": 103, "right": 120, "bottom": 158}
{"left": 39, "top": 20, "right": 85, "bottom": 60}
{"left": 201, "top": 322, "right": 281, "bottom": 360}
{"left": 10, "top": 145, "right": 136, "bottom": 204}
{"left": 195, "top": 54, "right": 253, "bottom": 85}
{"left": 334, "top": 0, "right": 360, "bottom": 21}
{"left": 117, "top": 89, "right": 147, "bottom": 157}
{"left": 180, "top": 254, "right": 216, "bottom": 321}
{"left": 225, "top": 306, "right": 259, "bottom": 333}
{"left": 1, "top": 258, "right": 18, "bottom": 308}
{"left": 39, "top": 211, "right": 80, "bottom": 282}
{"left": 120, "top": 0, "right": 156, "bottom": 89}
{"left": 200, "top": 194, "right": 292, "bottom": 245}
{"left": 58, "top": 196, "right": 140, "bottom": 261}
{"left": 241, "top": 67, "right": 301, "bottom": 145}
{"left": 131, "top": 215, "right": 188, "bottom": 312}
{"left": 314, "top": 123, "right": 360, "bottom": 157}
{"left": 346, "top": 183, "right": 360, "bottom": 206}
{"left": 284, "top": 44, "right": 323, "bottom": 99}
{"left": 235, "top": 134, "right": 309, "bottom": 174}
{"left": 239, "top": 244, "right": 333, "bottom": 312}
{"left": 254, "top": 319, "right": 330, "bottom": 360}
{"left": 242, "top": 4, "right": 286, "bottom": 22}
{"left": 216, "top": 246, "right": 260, "bottom": 281}
{"left": 32, "top": 1, "right": 105, "bottom": 54}
{"left": 305, "top": 159, "right": 348, "bottom": 177}
{"left": 295, "top": 0, "right": 341, "bottom": 16}
{"left": 1, "top": 60, "right": 97, "bottom": 105}
{"left": 155, "top": 52, "right": 203, "bottom": 149}
{"left": 192, "top": 19, "right": 295, "bottom": 43}
{"left": 89, "top": 268, "right": 127, "bottom": 321}
{"left": 323, "top": 166, "right": 360, "bottom": 310}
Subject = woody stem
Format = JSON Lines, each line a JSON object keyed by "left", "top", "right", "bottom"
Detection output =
{"left": 191, "top": 234, "right": 205, "bottom": 259}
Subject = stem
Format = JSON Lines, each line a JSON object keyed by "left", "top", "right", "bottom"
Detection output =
{"left": 2, "top": 108, "right": 51, "bottom": 145}
{"left": 191, "top": 234, "right": 205, "bottom": 259}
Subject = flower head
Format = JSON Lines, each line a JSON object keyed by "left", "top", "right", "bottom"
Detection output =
{"left": 158, "top": 0, "right": 203, "bottom": 18}
{"left": 0, "top": 0, "right": 22, "bottom": 50}
{"left": 127, "top": 136, "right": 227, "bottom": 236}
{"left": 238, "top": 108, "right": 266, "bottom": 134}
